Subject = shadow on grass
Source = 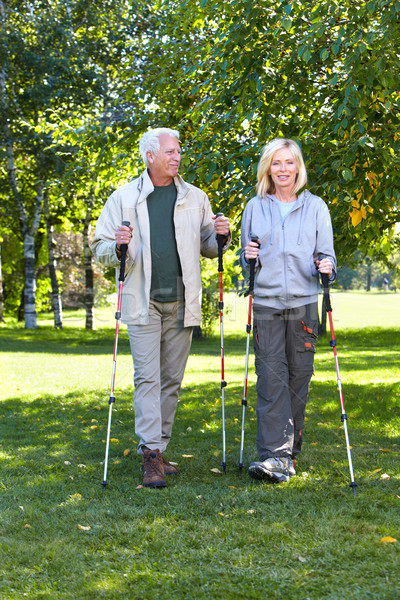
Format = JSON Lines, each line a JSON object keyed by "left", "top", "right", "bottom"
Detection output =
{"left": 1, "top": 325, "right": 399, "bottom": 358}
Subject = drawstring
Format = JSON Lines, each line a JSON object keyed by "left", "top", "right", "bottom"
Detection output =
{"left": 269, "top": 199, "right": 274, "bottom": 246}
{"left": 297, "top": 195, "right": 306, "bottom": 245}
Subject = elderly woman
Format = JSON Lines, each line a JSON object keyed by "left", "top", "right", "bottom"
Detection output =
{"left": 240, "top": 138, "right": 336, "bottom": 483}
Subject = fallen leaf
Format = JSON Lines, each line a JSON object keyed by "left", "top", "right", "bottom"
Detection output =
{"left": 367, "top": 468, "right": 382, "bottom": 474}
{"left": 380, "top": 536, "right": 397, "bottom": 544}
{"left": 247, "top": 509, "right": 256, "bottom": 514}
{"left": 78, "top": 464, "right": 86, "bottom": 468}
{"left": 234, "top": 438, "right": 240, "bottom": 442}
{"left": 64, "top": 461, "right": 71, "bottom": 465}
{"left": 123, "top": 449, "right": 131, "bottom": 457}
{"left": 19, "top": 506, "right": 24, "bottom": 511}
{"left": 136, "top": 485, "right": 144, "bottom": 489}
{"left": 211, "top": 468, "right": 222, "bottom": 474}
{"left": 24, "top": 524, "right": 32, "bottom": 529}
{"left": 78, "top": 525, "right": 91, "bottom": 531}
{"left": 70, "top": 493, "right": 82, "bottom": 501}
{"left": 110, "top": 438, "right": 119, "bottom": 443}
{"left": 380, "top": 449, "right": 392, "bottom": 453}
{"left": 182, "top": 454, "right": 194, "bottom": 458}
{"left": 381, "top": 473, "right": 390, "bottom": 480}
{"left": 297, "top": 556, "right": 307, "bottom": 563}
{"left": 90, "top": 425, "right": 98, "bottom": 430}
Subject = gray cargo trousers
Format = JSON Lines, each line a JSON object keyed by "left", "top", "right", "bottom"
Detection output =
{"left": 253, "top": 302, "right": 318, "bottom": 461}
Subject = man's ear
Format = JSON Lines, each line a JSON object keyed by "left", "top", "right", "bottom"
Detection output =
{"left": 146, "top": 151, "right": 154, "bottom": 165}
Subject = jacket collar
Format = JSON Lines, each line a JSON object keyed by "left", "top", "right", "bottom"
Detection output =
{"left": 136, "top": 169, "right": 190, "bottom": 203}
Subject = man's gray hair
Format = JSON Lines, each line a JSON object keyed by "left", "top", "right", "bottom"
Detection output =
{"left": 139, "top": 128, "right": 180, "bottom": 166}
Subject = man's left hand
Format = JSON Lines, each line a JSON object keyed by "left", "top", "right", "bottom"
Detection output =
{"left": 213, "top": 214, "right": 230, "bottom": 237}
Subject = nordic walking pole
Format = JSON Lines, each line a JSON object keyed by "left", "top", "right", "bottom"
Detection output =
{"left": 320, "top": 271, "right": 357, "bottom": 496}
{"left": 216, "top": 212, "right": 227, "bottom": 473}
{"left": 102, "top": 220, "right": 131, "bottom": 490}
{"left": 239, "top": 235, "right": 259, "bottom": 474}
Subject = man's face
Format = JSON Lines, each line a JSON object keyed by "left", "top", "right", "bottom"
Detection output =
{"left": 147, "top": 133, "right": 181, "bottom": 183}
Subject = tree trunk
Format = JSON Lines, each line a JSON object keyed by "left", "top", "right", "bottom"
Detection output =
{"left": 366, "top": 258, "right": 372, "bottom": 292}
{"left": 0, "top": 244, "right": 4, "bottom": 322}
{"left": 44, "top": 193, "right": 63, "bottom": 328}
{"left": 83, "top": 206, "right": 94, "bottom": 330}
{"left": 2, "top": 56, "right": 44, "bottom": 328}
{"left": 23, "top": 232, "right": 37, "bottom": 328}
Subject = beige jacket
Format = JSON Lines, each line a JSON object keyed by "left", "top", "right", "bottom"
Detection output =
{"left": 90, "top": 169, "right": 230, "bottom": 326}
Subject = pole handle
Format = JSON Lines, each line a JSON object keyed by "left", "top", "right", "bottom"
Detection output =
{"left": 320, "top": 271, "right": 332, "bottom": 313}
{"left": 249, "top": 235, "right": 260, "bottom": 295}
{"left": 216, "top": 212, "right": 224, "bottom": 273}
{"left": 118, "top": 220, "right": 131, "bottom": 282}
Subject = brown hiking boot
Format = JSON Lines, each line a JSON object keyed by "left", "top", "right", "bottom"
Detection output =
{"left": 160, "top": 455, "right": 179, "bottom": 476}
{"left": 142, "top": 449, "right": 166, "bottom": 488}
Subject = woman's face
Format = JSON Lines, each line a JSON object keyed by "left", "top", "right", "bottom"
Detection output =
{"left": 269, "top": 148, "right": 299, "bottom": 194}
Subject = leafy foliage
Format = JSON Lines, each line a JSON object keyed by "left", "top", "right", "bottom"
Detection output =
{"left": 128, "top": 0, "right": 400, "bottom": 263}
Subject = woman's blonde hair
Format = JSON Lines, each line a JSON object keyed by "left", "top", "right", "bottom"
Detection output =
{"left": 256, "top": 138, "right": 307, "bottom": 197}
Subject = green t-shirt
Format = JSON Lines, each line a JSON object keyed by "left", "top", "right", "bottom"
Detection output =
{"left": 146, "top": 182, "right": 184, "bottom": 302}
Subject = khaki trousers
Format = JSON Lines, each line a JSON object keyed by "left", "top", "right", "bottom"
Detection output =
{"left": 127, "top": 299, "right": 193, "bottom": 454}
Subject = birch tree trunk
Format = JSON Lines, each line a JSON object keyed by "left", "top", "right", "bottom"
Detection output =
{"left": 44, "top": 192, "right": 63, "bottom": 328}
{"left": 83, "top": 205, "right": 94, "bottom": 330}
{"left": 1, "top": 23, "right": 43, "bottom": 328}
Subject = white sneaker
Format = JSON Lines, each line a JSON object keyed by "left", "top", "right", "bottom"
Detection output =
{"left": 248, "top": 457, "right": 290, "bottom": 483}
{"left": 288, "top": 458, "right": 296, "bottom": 477}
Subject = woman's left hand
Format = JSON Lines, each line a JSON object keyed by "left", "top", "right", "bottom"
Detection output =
{"left": 316, "top": 258, "right": 333, "bottom": 277}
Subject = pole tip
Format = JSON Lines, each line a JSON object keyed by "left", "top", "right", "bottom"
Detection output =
{"left": 238, "top": 463, "right": 243, "bottom": 476}
{"left": 350, "top": 482, "right": 357, "bottom": 497}
{"left": 221, "top": 462, "right": 227, "bottom": 474}
{"left": 101, "top": 480, "right": 108, "bottom": 490}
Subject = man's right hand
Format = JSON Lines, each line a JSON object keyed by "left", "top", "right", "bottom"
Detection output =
{"left": 115, "top": 224, "right": 133, "bottom": 250}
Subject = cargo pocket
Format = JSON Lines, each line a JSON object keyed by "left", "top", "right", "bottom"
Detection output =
{"left": 296, "top": 319, "right": 318, "bottom": 353}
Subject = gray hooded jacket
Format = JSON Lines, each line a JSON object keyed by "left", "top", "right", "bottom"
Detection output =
{"left": 240, "top": 190, "right": 336, "bottom": 309}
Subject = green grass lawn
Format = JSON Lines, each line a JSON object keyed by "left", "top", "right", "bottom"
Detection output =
{"left": 0, "top": 292, "right": 399, "bottom": 599}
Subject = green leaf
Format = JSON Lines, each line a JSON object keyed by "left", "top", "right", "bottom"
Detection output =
{"left": 321, "top": 49, "right": 329, "bottom": 62}
{"left": 342, "top": 168, "right": 353, "bottom": 181}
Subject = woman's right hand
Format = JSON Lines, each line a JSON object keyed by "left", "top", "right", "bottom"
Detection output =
{"left": 244, "top": 239, "right": 260, "bottom": 261}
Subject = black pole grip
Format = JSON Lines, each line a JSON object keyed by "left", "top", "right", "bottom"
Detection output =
{"left": 216, "top": 212, "right": 224, "bottom": 273}
{"left": 249, "top": 235, "right": 259, "bottom": 295}
{"left": 320, "top": 271, "right": 332, "bottom": 313}
{"left": 118, "top": 220, "right": 131, "bottom": 282}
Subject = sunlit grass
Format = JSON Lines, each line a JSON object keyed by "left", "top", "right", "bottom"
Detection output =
{"left": 0, "top": 293, "right": 399, "bottom": 598}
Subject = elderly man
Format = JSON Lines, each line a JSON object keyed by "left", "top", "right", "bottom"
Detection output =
{"left": 91, "top": 128, "right": 230, "bottom": 488}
